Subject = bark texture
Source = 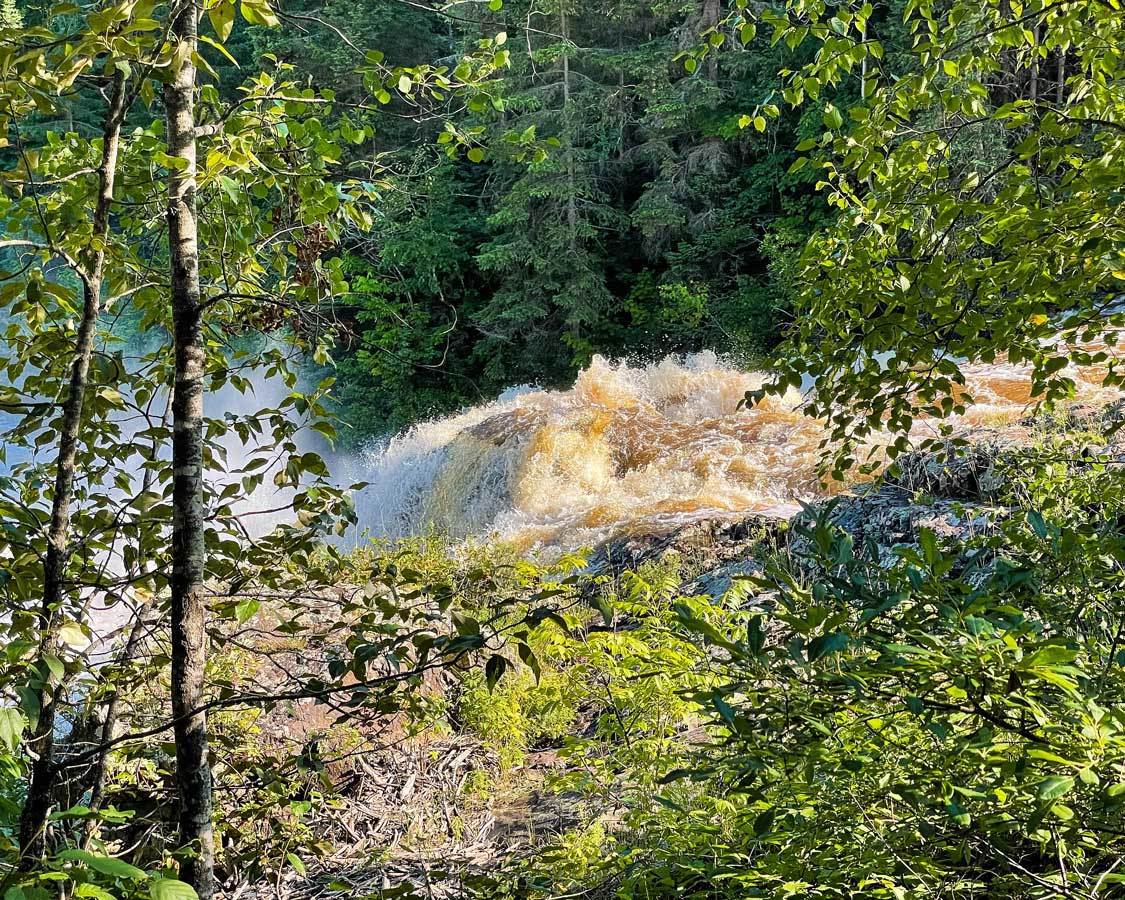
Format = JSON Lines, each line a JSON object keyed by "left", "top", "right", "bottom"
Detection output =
{"left": 165, "top": 2, "right": 216, "bottom": 895}
{"left": 701, "top": 0, "right": 721, "bottom": 82}
{"left": 17, "top": 70, "right": 127, "bottom": 867}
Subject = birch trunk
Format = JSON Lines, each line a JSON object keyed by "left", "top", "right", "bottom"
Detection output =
{"left": 165, "top": 2, "right": 215, "bottom": 895}
{"left": 17, "top": 70, "right": 127, "bottom": 868}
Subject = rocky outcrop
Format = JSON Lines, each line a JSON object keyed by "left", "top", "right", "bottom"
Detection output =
{"left": 886, "top": 443, "right": 1013, "bottom": 500}
{"left": 791, "top": 485, "right": 1004, "bottom": 568}
{"left": 885, "top": 401, "right": 1125, "bottom": 502}
{"left": 586, "top": 513, "right": 786, "bottom": 581}
{"left": 600, "top": 453, "right": 1017, "bottom": 598}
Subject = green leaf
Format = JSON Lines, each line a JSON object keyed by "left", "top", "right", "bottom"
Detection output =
{"left": 75, "top": 884, "right": 116, "bottom": 899}
{"left": 17, "top": 686, "right": 39, "bottom": 722}
{"left": 808, "top": 631, "right": 848, "bottom": 661}
{"left": 200, "top": 34, "right": 240, "bottom": 67}
{"left": 207, "top": 0, "right": 235, "bottom": 42}
{"left": 286, "top": 854, "right": 306, "bottom": 876}
{"left": 44, "top": 654, "right": 65, "bottom": 682}
{"left": 235, "top": 599, "right": 260, "bottom": 624}
{"left": 1037, "top": 776, "right": 1074, "bottom": 801}
{"left": 150, "top": 879, "right": 200, "bottom": 900}
{"left": 59, "top": 622, "right": 87, "bottom": 649}
{"left": 485, "top": 654, "right": 508, "bottom": 692}
{"left": 0, "top": 707, "right": 26, "bottom": 752}
{"left": 747, "top": 616, "right": 765, "bottom": 654}
{"left": 56, "top": 849, "right": 146, "bottom": 880}
{"left": 712, "top": 692, "right": 736, "bottom": 725}
{"left": 516, "top": 642, "right": 541, "bottom": 682}
{"left": 239, "top": 0, "right": 278, "bottom": 27}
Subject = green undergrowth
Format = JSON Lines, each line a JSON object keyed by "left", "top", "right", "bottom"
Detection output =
{"left": 457, "top": 434, "right": 1125, "bottom": 899}
{"left": 45, "top": 430, "right": 1125, "bottom": 900}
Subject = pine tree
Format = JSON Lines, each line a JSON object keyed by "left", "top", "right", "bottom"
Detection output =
{"left": 0, "top": 0, "right": 22, "bottom": 31}
{"left": 474, "top": 0, "right": 633, "bottom": 374}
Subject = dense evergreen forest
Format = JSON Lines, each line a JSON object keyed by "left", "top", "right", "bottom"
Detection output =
{"left": 9, "top": 0, "right": 839, "bottom": 437}
{"left": 1, "top": 0, "right": 1124, "bottom": 899}
{"left": 244, "top": 0, "right": 836, "bottom": 435}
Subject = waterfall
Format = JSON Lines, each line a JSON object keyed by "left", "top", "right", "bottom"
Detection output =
{"left": 347, "top": 348, "right": 1121, "bottom": 552}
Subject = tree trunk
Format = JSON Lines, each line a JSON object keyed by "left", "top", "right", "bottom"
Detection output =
{"left": 702, "top": 0, "right": 721, "bottom": 82}
{"left": 165, "top": 2, "right": 215, "bottom": 896}
{"left": 560, "top": 4, "right": 577, "bottom": 252}
{"left": 1029, "top": 23, "right": 1039, "bottom": 103}
{"left": 860, "top": 19, "right": 868, "bottom": 100}
{"left": 997, "top": 0, "right": 1014, "bottom": 104}
{"left": 17, "top": 69, "right": 127, "bottom": 868}
{"left": 1056, "top": 49, "right": 1066, "bottom": 105}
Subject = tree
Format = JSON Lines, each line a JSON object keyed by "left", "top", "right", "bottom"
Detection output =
{"left": 0, "top": 8, "right": 144, "bottom": 862}
{"left": 723, "top": 0, "right": 1125, "bottom": 476}
{"left": 324, "top": 0, "right": 843, "bottom": 433}
{"left": 473, "top": 0, "right": 620, "bottom": 373}
{"left": 0, "top": 0, "right": 21, "bottom": 31}
{"left": 15, "top": 69, "right": 127, "bottom": 867}
{"left": 164, "top": 0, "right": 214, "bottom": 892}
{"left": 1, "top": 1, "right": 514, "bottom": 893}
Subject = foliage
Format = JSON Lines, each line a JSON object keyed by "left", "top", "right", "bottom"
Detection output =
{"left": 718, "top": 0, "right": 1125, "bottom": 477}
{"left": 0, "top": 0, "right": 518, "bottom": 893}
{"left": 1, "top": 0, "right": 1124, "bottom": 898}
{"left": 458, "top": 668, "right": 578, "bottom": 770}
{"left": 470, "top": 435, "right": 1125, "bottom": 899}
{"left": 313, "top": 0, "right": 840, "bottom": 435}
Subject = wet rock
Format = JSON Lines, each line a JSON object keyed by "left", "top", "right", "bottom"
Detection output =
{"left": 467, "top": 408, "right": 542, "bottom": 446}
{"left": 1020, "top": 398, "right": 1125, "bottom": 435}
{"left": 886, "top": 403, "right": 1125, "bottom": 502}
{"left": 787, "top": 484, "right": 1004, "bottom": 570}
{"left": 585, "top": 513, "right": 786, "bottom": 579}
{"left": 685, "top": 558, "right": 763, "bottom": 599}
{"left": 887, "top": 442, "right": 1014, "bottom": 501}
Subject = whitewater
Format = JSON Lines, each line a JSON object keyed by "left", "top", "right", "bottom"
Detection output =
{"left": 346, "top": 349, "right": 1121, "bottom": 552}
{"left": 3, "top": 345, "right": 1118, "bottom": 560}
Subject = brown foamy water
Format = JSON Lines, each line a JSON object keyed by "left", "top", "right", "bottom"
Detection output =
{"left": 351, "top": 349, "right": 1120, "bottom": 552}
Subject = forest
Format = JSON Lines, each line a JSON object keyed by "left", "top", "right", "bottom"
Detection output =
{"left": 0, "top": 0, "right": 1124, "bottom": 898}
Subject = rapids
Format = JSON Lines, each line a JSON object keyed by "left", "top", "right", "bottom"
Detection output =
{"left": 348, "top": 350, "right": 1121, "bottom": 552}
